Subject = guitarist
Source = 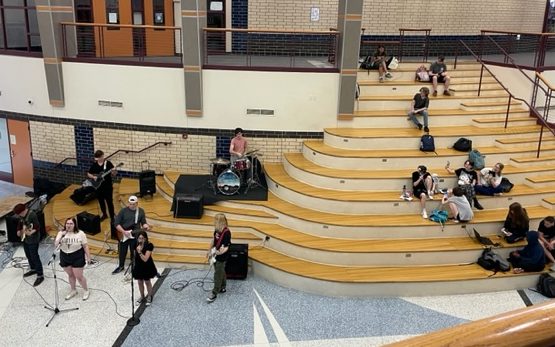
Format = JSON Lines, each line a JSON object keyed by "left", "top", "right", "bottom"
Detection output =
{"left": 206, "top": 213, "right": 231, "bottom": 303}
{"left": 87, "top": 150, "right": 116, "bottom": 223}
{"left": 112, "top": 195, "right": 150, "bottom": 274}
{"left": 13, "top": 204, "right": 44, "bottom": 287}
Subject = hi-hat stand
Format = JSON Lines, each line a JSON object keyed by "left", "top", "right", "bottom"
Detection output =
{"left": 245, "top": 153, "right": 264, "bottom": 195}
{"left": 44, "top": 252, "right": 78, "bottom": 327}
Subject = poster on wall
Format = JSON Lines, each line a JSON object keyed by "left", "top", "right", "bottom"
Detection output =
{"left": 108, "top": 12, "right": 118, "bottom": 24}
{"left": 210, "top": 1, "right": 223, "bottom": 11}
{"left": 310, "top": 7, "right": 320, "bottom": 22}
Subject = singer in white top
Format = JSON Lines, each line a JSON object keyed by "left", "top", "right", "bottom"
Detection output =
{"left": 54, "top": 217, "right": 91, "bottom": 301}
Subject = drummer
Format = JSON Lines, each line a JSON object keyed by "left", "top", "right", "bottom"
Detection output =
{"left": 229, "top": 128, "right": 248, "bottom": 164}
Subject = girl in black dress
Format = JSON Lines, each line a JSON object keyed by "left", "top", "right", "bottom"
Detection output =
{"left": 132, "top": 231, "right": 157, "bottom": 306}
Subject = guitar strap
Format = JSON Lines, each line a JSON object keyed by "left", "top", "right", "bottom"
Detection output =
{"left": 214, "top": 227, "right": 229, "bottom": 249}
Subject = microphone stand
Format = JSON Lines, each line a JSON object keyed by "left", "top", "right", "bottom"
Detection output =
{"left": 126, "top": 243, "right": 140, "bottom": 326}
{"left": 44, "top": 246, "right": 79, "bottom": 327}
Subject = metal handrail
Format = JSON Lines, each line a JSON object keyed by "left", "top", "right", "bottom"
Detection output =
{"left": 459, "top": 40, "right": 555, "bottom": 158}
{"left": 55, "top": 141, "right": 172, "bottom": 168}
{"left": 60, "top": 21, "right": 180, "bottom": 30}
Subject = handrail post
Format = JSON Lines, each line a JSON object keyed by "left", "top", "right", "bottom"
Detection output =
{"left": 454, "top": 44, "right": 458, "bottom": 69}
{"left": 478, "top": 64, "right": 484, "bottom": 97}
{"left": 399, "top": 29, "right": 404, "bottom": 63}
{"left": 537, "top": 125, "right": 544, "bottom": 158}
{"left": 504, "top": 94, "right": 512, "bottom": 129}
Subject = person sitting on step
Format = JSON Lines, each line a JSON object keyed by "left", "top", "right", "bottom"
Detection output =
{"left": 445, "top": 160, "right": 483, "bottom": 210}
{"left": 407, "top": 87, "right": 430, "bottom": 132}
{"left": 475, "top": 163, "right": 504, "bottom": 196}
{"left": 509, "top": 231, "right": 545, "bottom": 274}
{"left": 372, "top": 45, "right": 393, "bottom": 83}
{"left": 429, "top": 56, "right": 451, "bottom": 97}
{"left": 537, "top": 216, "right": 555, "bottom": 266}
{"left": 501, "top": 202, "right": 529, "bottom": 244}
{"left": 440, "top": 187, "right": 474, "bottom": 223}
{"left": 412, "top": 165, "right": 434, "bottom": 219}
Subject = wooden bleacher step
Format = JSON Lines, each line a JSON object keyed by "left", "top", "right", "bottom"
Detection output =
{"left": 511, "top": 155, "right": 555, "bottom": 165}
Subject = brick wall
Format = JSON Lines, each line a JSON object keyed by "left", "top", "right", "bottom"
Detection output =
{"left": 247, "top": 0, "right": 545, "bottom": 34}
{"left": 29, "top": 121, "right": 75, "bottom": 164}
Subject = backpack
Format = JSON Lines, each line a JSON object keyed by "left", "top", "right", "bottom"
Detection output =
{"left": 453, "top": 137, "right": 472, "bottom": 152}
{"left": 469, "top": 149, "right": 485, "bottom": 170}
{"left": 536, "top": 273, "right": 555, "bottom": 298}
{"left": 415, "top": 65, "right": 430, "bottom": 82}
{"left": 429, "top": 209, "right": 448, "bottom": 224}
{"left": 360, "top": 55, "right": 372, "bottom": 70}
{"left": 477, "top": 247, "right": 510, "bottom": 273}
{"left": 499, "top": 177, "right": 514, "bottom": 193}
{"left": 420, "top": 134, "right": 435, "bottom": 152}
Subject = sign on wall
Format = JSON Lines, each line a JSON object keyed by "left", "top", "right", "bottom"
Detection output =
{"left": 310, "top": 7, "right": 320, "bottom": 22}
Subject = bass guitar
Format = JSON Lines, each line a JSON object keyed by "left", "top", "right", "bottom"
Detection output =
{"left": 83, "top": 162, "right": 124, "bottom": 190}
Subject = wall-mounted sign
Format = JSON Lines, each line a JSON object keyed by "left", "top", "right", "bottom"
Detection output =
{"left": 210, "top": 1, "right": 223, "bottom": 11}
{"left": 108, "top": 12, "right": 118, "bottom": 24}
{"left": 310, "top": 7, "right": 320, "bottom": 22}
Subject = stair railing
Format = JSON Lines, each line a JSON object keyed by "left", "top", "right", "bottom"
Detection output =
{"left": 459, "top": 40, "right": 555, "bottom": 158}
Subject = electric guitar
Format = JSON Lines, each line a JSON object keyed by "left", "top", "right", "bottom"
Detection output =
{"left": 208, "top": 247, "right": 218, "bottom": 265}
{"left": 20, "top": 223, "right": 33, "bottom": 242}
{"left": 83, "top": 162, "right": 124, "bottom": 190}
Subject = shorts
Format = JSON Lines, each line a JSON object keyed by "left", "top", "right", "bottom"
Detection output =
{"left": 60, "top": 248, "right": 86, "bottom": 268}
{"left": 414, "top": 188, "right": 427, "bottom": 198}
{"left": 432, "top": 74, "right": 446, "bottom": 83}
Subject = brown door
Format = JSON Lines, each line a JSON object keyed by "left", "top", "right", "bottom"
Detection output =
{"left": 8, "top": 119, "right": 33, "bottom": 188}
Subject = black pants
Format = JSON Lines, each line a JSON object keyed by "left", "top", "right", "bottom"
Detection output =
{"left": 97, "top": 186, "right": 115, "bottom": 219}
{"left": 119, "top": 238, "right": 137, "bottom": 269}
{"left": 23, "top": 242, "right": 43, "bottom": 276}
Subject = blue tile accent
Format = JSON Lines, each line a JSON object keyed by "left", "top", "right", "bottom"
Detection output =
{"left": 216, "top": 136, "right": 231, "bottom": 160}
{"left": 74, "top": 124, "right": 94, "bottom": 170}
{"left": 232, "top": 0, "right": 248, "bottom": 52}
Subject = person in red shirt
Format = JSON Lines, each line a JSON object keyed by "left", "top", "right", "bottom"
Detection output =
{"left": 229, "top": 128, "right": 248, "bottom": 164}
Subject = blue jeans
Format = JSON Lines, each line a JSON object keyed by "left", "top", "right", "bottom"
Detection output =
{"left": 23, "top": 242, "right": 43, "bottom": 276}
{"left": 408, "top": 110, "right": 429, "bottom": 127}
{"left": 475, "top": 184, "right": 503, "bottom": 196}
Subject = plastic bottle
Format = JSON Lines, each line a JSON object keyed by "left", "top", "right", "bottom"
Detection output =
{"left": 402, "top": 185, "right": 407, "bottom": 199}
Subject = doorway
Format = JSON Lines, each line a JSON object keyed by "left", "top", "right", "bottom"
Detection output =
{"left": 0, "top": 119, "right": 12, "bottom": 183}
{"left": 7, "top": 119, "right": 33, "bottom": 188}
{"left": 75, "top": 0, "right": 96, "bottom": 57}
{"left": 207, "top": 0, "right": 225, "bottom": 54}
{"left": 132, "top": 0, "right": 146, "bottom": 57}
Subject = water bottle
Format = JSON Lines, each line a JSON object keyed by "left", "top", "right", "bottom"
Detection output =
{"left": 402, "top": 185, "right": 407, "bottom": 199}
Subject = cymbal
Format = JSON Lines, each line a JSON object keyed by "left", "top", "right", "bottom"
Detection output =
{"left": 210, "top": 158, "right": 230, "bottom": 165}
{"left": 245, "top": 149, "right": 259, "bottom": 156}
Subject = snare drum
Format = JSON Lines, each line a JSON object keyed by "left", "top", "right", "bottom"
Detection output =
{"left": 233, "top": 158, "right": 251, "bottom": 171}
{"left": 212, "top": 162, "right": 229, "bottom": 178}
{"left": 217, "top": 169, "right": 241, "bottom": 195}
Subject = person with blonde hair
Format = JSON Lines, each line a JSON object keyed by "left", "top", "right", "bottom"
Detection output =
{"left": 206, "top": 213, "right": 231, "bottom": 303}
{"left": 55, "top": 217, "right": 91, "bottom": 300}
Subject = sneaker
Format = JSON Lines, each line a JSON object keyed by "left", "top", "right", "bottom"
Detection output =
{"left": 23, "top": 270, "right": 36, "bottom": 278}
{"left": 443, "top": 90, "right": 452, "bottom": 96}
{"left": 379, "top": 77, "right": 384, "bottom": 83}
{"left": 206, "top": 294, "right": 217, "bottom": 303}
{"left": 65, "top": 290, "right": 78, "bottom": 300}
{"left": 219, "top": 288, "right": 227, "bottom": 293}
{"left": 417, "top": 124, "right": 423, "bottom": 130}
{"left": 135, "top": 297, "right": 145, "bottom": 306}
{"left": 432, "top": 91, "right": 438, "bottom": 97}
{"left": 423, "top": 126, "right": 429, "bottom": 133}
{"left": 146, "top": 295, "right": 152, "bottom": 306}
{"left": 33, "top": 276, "right": 44, "bottom": 287}
{"left": 422, "top": 210, "right": 428, "bottom": 219}
{"left": 112, "top": 266, "right": 124, "bottom": 275}
{"left": 385, "top": 72, "right": 393, "bottom": 78}
{"left": 82, "top": 290, "right": 90, "bottom": 301}
{"left": 474, "top": 200, "right": 484, "bottom": 210}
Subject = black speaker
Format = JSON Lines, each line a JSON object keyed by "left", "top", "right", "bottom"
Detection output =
{"left": 76, "top": 211, "right": 101, "bottom": 235}
{"left": 139, "top": 170, "right": 156, "bottom": 197}
{"left": 225, "top": 243, "right": 248, "bottom": 279}
{"left": 173, "top": 193, "right": 203, "bottom": 218}
{"left": 70, "top": 186, "right": 97, "bottom": 206}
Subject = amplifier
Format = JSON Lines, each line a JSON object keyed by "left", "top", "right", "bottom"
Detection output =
{"left": 76, "top": 211, "right": 101, "bottom": 235}
{"left": 173, "top": 193, "right": 203, "bottom": 219}
{"left": 139, "top": 170, "right": 156, "bottom": 197}
{"left": 225, "top": 243, "right": 248, "bottom": 280}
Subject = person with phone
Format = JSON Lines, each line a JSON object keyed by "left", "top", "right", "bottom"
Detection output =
{"left": 55, "top": 217, "right": 91, "bottom": 300}
{"left": 475, "top": 162, "right": 505, "bottom": 196}
{"left": 501, "top": 202, "right": 529, "bottom": 243}
{"left": 440, "top": 187, "right": 474, "bottom": 223}
{"left": 445, "top": 160, "right": 483, "bottom": 210}
{"left": 429, "top": 56, "right": 451, "bottom": 97}
{"left": 132, "top": 231, "right": 157, "bottom": 306}
{"left": 411, "top": 165, "right": 434, "bottom": 218}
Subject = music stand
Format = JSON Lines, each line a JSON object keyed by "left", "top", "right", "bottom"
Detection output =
{"left": 44, "top": 252, "right": 79, "bottom": 327}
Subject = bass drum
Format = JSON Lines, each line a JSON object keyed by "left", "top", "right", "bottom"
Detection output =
{"left": 217, "top": 169, "right": 241, "bottom": 195}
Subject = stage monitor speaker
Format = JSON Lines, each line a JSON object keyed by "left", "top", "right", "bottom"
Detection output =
{"left": 76, "top": 211, "right": 101, "bottom": 235}
{"left": 139, "top": 170, "right": 156, "bottom": 197}
{"left": 173, "top": 193, "right": 203, "bottom": 218}
{"left": 225, "top": 243, "right": 248, "bottom": 280}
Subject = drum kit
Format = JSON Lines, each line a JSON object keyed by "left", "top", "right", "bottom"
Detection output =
{"left": 209, "top": 149, "right": 264, "bottom": 196}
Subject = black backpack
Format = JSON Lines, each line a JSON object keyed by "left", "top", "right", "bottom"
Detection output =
{"left": 360, "top": 55, "right": 372, "bottom": 70}
{"left": 477, "top": 247, "right": 510, "bottom": 273}
{"left": 499, "top": 177, "right": 514, "bottom": 193}
{"left": 420, "top": 134, "right": 435, "bottom": 152}
{"left": 537, "top": 273, "right": 555, "bottom": 298}
{"left": 453, "top": 137, "right": 472, "bottom": 152}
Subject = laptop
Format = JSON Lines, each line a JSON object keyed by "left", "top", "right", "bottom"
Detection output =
{"left": 473, "top": 228, "right": 500, "bottom": 247}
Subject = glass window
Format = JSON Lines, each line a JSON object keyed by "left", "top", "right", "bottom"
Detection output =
{"left": 0, "top": 0, "right": 41, "bottom": 53}
{"left": 106, "top": 0, "right": 119, "bottom": 24}
{"left": 153, "top": 0, "right": 164, "bottom": 25}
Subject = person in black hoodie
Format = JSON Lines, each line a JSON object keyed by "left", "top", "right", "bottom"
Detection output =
{"left": 509, "top": 231, "right": 545, "bottom": 273}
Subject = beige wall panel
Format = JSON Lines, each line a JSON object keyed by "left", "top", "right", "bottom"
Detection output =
{"left": 248, "top": 0, "right": 546, "bottom": 34}
{"left": 29, "top": 121, "right": 75, "bottom": 163}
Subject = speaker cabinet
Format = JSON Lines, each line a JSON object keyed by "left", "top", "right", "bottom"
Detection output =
{"left": 76, "top": 211, "right": 101, "bottom": 235}
{"left": 139, "top": 170, "right": 156, "bottom": 197}
{"left": 225, "top": 243, "right": 248, "bottom": 279}
{"left": 173, "top": 193, "right": 204, "bottom": 218}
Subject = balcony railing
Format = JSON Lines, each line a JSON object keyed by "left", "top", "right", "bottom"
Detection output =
{"left": 60, "top": 22, "right": 182, "bottom": 67}
{"left": 202, "top": 28, "right": 339, "bottom": 72}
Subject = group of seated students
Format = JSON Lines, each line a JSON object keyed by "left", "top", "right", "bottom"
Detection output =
{"left": 411, "top": 159, "right": 555, "bottom": 273}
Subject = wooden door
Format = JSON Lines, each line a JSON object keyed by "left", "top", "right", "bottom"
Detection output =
{"left": 7, "top": 119, "right": 33, "bottom": 188}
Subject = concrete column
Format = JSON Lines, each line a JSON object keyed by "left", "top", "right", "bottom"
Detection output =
{"left": 35, "top": 0, "right": 75, "bottom": 108}
{"left": 336, "top": 0, "right": 363, "bottom": 121}
{"left": 181, "top": 0, "right": 207, "bottom": 117}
